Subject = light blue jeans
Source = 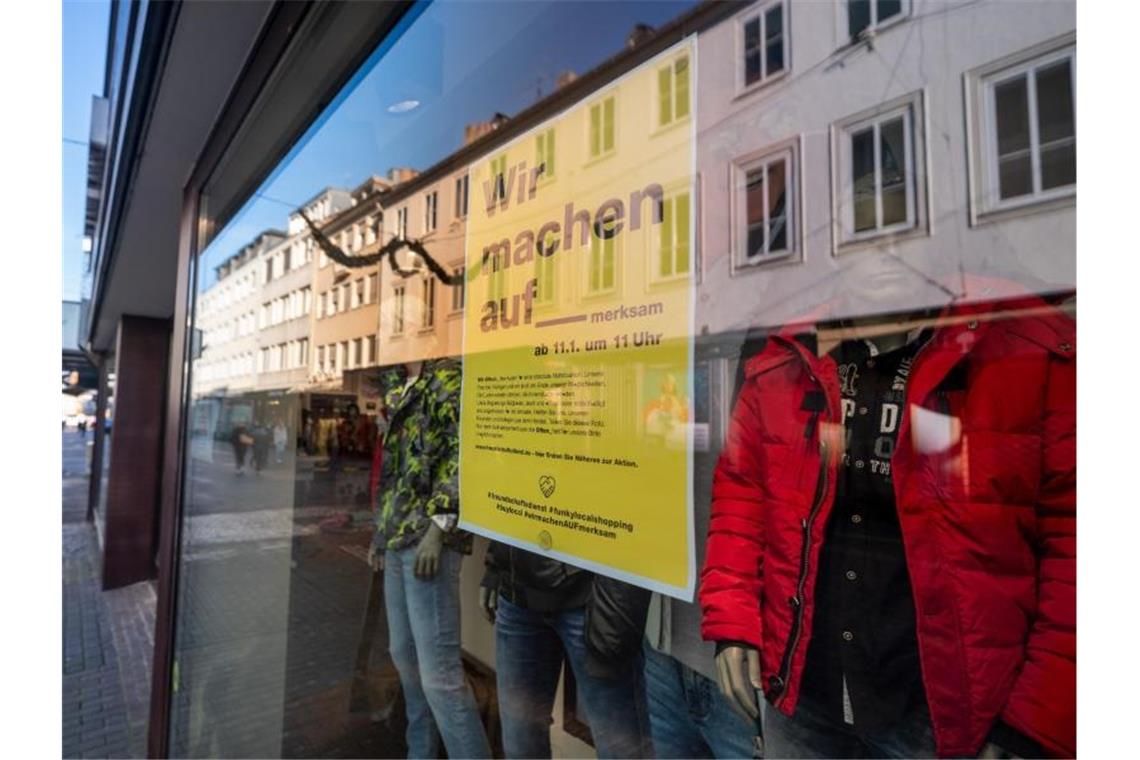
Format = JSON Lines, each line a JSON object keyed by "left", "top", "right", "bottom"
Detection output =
{"left": 384, "top": 546, "right": 491, "bottom": 759}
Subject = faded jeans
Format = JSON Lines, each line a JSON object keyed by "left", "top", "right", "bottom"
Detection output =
{"left": 384, "top": 546, "right": 491, "bottom": 759}
{"left": 643, "top": 639, "right": 759, "bottom": 758}
{"left": 494, "top": 597, "right": 652, "bottom": 759}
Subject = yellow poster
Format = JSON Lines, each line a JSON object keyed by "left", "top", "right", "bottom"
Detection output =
{"left": 459, "top": 39, "right": 696, "bottom": 600}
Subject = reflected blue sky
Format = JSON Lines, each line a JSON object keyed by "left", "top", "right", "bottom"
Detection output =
{"left": 200, "top": 0, "right": 697, "bottom": 288}
{"left": 62, "top": 0, "right": 110, "bottom": 302}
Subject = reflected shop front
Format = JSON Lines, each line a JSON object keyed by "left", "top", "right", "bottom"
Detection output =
{"left": 110, "top": 0, "right": 1075, "bottom": 757}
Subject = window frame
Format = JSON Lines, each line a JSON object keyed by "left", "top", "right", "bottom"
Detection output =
{"left": 830, "top": 90, "right": 929, "bottom": 253}
{"left": 965, "top": 34, "right": 1076, "bottom": 224}
{"left": 730, "top": 137, "right": 802, "bottom": 272}
{"left": 735, "top": 0, "right": 789, "bottom": 98}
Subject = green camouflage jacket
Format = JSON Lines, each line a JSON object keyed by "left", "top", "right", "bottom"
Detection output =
{"left": 372, "top": 359, "right": 472, "bottom": 554}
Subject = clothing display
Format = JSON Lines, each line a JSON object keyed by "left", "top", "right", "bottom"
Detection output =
{"left": 493, "top": 597, "right": 650, "bottom": 759}
{"left": 643, "top": 638, "right": 757, "bottom": 759}
{"left": 801, "top": 330, "right": 931, "bottom": 731}
{"left": 481, "top": 544, "right": 653, "bottom": 758}
{"left": 699, "top": 286, "right": 1076, "bottom": 758}
{"left": 384, "top": 546, "right": 491, "bottom": 759}
{"left": 371, "top": 359, "right": 471, "bottom": 555}
{"left": 372, "top": 358, "right": 488, "bottom": 760}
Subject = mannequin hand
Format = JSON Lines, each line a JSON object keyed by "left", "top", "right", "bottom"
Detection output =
{"left": 715, "top": 643, "right": 762, "bottom": 721}
{"left": 367, "top": 544, "right": 384, "bottom": 572}
{"left": 479, "top": 586, "right": 498, "bottom": 623}
{"left": 414, "top": 522, "right": 444, "bottom": 579}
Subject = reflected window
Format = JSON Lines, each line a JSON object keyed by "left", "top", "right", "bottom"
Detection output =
{"left": 587, "top": 217, "right": 619, "bottom": 294}
{"left": 490, "top": 154, "right": 508, "bottom": 203}
{"left": 836, "top": 93, "right": 924, "bottom": 244}
{"left": 736, "top": 142, "right": 796, "bottom": 266}
{"left": 848, "top": 0, "right": 906, "bottom": 40}
{"left": 535, "top": 128, "right": 556, "bottom": 181}
{"left": 425, "top": 190, "right": 438, "bottom": 233}
{"left": 455, "top": 174, "right": 469, "bottom": 218}
{"left": 451, "top": 265, "right": 466, "bottom": 312}
{"left": 741, "top": 1, "right": 785, "bottom": 90}
{"left": 422, "top": 277, "right": 436, "bottom": 329}
{"left": 980, "top": 46, "right": 1075, "bottom": 210}
{"left": 657, "top": 55, "right": 690, "bottom": 127}
{"left": 657, "top": 191, "right": 691, "bottom": 280}
{"left": 392, "top": 284, "right": 405, "bottom": 335}
{"left": 588, "top": 95, "right": 616, "bottom": 160}
{"left": 396, "top": 206, "right": 408, "bottom": 239}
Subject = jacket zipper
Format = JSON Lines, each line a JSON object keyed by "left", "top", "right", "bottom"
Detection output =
{"left": 772, "top": 435, "right": 830, "bottom": 704}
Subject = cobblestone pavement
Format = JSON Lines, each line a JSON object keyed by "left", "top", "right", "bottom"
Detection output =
{"left": 63, "top": 430, "right": 154, "bottom": 759}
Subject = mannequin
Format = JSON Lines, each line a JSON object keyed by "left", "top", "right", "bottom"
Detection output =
{"left": 701, "top": 261, "right": 1075, "bottom": 758}
{"left": 369, "top": 355, "right": 491, "bottom": 760}
{"left": 479, "top": 544, "right": 652, "bottom": 759}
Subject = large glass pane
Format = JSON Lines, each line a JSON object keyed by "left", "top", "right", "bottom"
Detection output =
{"left": 165, "top": 3, "right": 1077, "bottom": 759}
{"left": 852, "top": 126, "right": 877, "bottom": 232}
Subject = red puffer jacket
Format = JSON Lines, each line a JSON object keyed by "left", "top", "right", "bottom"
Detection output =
{"left": 699, "top": 293, "right": 1075, "bottom": 758}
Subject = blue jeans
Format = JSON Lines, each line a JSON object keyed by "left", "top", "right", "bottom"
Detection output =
{"left": 643, "top": 640, "right": 759, "bottom": 759}
{"left": 494, "top": 597, "right": 651, "bottom": 759}
{"left": 763, "top": 691, "right": 936, "bottom": 759}
{"left": 384, "top": 546, "right": 491, "bottom": 759}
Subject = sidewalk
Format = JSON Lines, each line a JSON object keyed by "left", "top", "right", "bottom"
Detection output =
{"left": 63, "top": 430, "right": 155, "bottom": 759}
